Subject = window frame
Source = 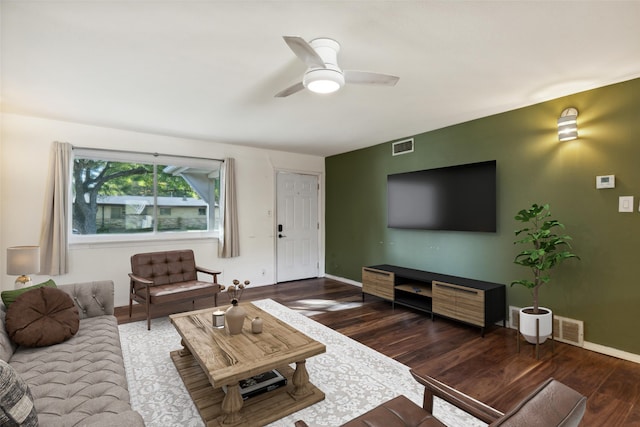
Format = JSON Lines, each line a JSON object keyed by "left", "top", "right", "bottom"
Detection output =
{"left": 69, "top": 148, "right": 221, "bottom": 246}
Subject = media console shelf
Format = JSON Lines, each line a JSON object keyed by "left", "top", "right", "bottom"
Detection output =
{"left": 362, "top": 265, "right": 506, "bottom": 336}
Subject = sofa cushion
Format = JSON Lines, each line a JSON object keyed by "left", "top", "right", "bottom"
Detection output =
{"left": 0, "top": 359, "right": 38, "bottom": 427}
{"left": 1, "top": 279, "right": 57, "bottom": 309}
{"left": 6, "top": 287, "right": 79, "bottom": 347}
{"left": 9, "top": 315, "right": 142, "bottom": 426}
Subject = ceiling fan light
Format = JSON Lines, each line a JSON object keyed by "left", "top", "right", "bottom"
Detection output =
{"left": 304, "top": 68, "right": 345, "bottom": 94}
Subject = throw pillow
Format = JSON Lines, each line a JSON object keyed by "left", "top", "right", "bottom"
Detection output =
{"left": 5, "top": 287, "right": 79, "bottom": 348}
{"left": 1, "top": 279, "right": 57, "bottom": 309}
{"left": 0, "top": 359, "right": 38, "bottom": 427}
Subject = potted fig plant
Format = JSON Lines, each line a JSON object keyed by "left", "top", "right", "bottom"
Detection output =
{"left": 511, "top": 203, "right": 579, "bottom": 344}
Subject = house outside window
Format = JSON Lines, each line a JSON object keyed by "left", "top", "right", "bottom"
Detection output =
{"left": 71, "top": 148, "right": 221, "bottom": 243}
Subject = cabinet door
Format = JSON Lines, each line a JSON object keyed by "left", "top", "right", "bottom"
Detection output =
{"left": 433, "top": 281, "right": 485, "bottom": 327}
{"left": 362, "top": 268, "right": 394, "bottom": 300}
{"left": 454, "top": 286, "right": 484, "bottom": 326}
{"left": 432, "top": 282, "right": 457, "bottom": 318}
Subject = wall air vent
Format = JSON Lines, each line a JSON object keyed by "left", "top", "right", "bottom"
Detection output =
{"left": 509, "top": 306, "right": 520, "bottom": 330}
{"left": 392, "top": 138, "right": 414, "bottom": 156}
{"left": 553, "top": 315, "right": 584, "bottom": 347}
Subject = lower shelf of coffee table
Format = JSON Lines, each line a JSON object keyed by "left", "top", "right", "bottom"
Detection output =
{"left": 170, "top": 350, "right": 325, "bottom": 427}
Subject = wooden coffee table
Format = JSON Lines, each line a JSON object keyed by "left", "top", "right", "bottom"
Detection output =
{"left": 169, "top": 303, "right": 326, "bottom": 427}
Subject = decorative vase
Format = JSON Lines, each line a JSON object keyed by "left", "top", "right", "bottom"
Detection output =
{"left": 251, "top": 317, "right": 263, "bottom": 334}
{"left": 225, "top": 300, "right": 246, "bottom": 335}
{"left": 519, "top": 307, "right": 553, "bottom": 344}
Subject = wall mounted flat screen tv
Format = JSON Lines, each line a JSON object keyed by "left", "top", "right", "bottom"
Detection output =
{"left": 387, "top": 160, "right": 496, "bottom": 232}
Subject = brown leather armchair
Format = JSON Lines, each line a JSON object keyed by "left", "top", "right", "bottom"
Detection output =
{"left": 128, "top": 249, "right": 223, "bottom": 330}
{"left": 296, "top": 370, "right": 586, "bottom": 427}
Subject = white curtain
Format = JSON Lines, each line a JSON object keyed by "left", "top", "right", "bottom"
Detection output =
{"left": 39, "top": 141, "right": 72, "bottom": 275}
{"left": 218, "top": 158, "right": 239, "bottom": 258}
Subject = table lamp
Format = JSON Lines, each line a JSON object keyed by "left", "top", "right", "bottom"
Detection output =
{"left": 7, "top": 246, "right": 41, "bottom": 288}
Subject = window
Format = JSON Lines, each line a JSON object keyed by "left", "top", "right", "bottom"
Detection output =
{"left": 71, "top": 149, "right": 221, "bottom": 242}
{"left": 110, "top": 206, "right": 124, "bottom": 219}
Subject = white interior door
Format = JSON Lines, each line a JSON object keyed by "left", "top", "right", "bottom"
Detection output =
{"left": 276, "top": 171, "right": 319, "bottom": 282}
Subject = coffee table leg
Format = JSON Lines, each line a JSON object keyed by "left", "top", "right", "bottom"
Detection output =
{"left": 178, "top": 339, "right": 191, "bottom": 357}
{"left": 221, "top": 383, "right": 244, "bottom": 425}
{"left": 291, "top": 360, "right": 312, "bottom": 398}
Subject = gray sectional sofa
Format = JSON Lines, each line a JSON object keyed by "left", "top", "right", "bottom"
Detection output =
{"left": 0, "top": 280, "right": 145, "bottom": 426}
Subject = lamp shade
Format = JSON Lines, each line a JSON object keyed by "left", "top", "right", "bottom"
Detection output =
{"left": 7, "top": 246, "right": 40, "bottom": 275}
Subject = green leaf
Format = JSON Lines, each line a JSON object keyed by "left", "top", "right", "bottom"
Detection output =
{"left": 512, "top": 203, "right": 580, "bottom": 297}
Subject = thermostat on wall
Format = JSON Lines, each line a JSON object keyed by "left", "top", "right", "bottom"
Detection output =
{"left": 596, "top": 175, "right": 615, "bottom": 189}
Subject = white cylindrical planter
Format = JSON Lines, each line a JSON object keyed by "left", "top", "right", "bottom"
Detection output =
{"left": 519, "top": 307, "right": 553, "bottom": 344}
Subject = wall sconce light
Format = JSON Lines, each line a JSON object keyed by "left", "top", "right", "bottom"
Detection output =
{"left": 558, "top": 107, "right": 579, "bottom": 141}
{"left": 6, "top": 246, "right": 40, "bottom": 288}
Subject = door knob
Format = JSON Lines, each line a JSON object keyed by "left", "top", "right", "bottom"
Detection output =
{"left": 278, "top": 234, "right": 286, "bottom": 238}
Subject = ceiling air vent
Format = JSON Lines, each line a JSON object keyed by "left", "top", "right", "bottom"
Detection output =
{"left": 392, "top": 138, "right": 414, "bottom": 156}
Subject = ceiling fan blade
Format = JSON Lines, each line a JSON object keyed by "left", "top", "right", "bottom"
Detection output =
{"left": 283, "top": 36, "right": 326, "bottom": 69}
{"left": 275, "top": 81, "right": 305, "bottom": 98}
{"left": 344, "top": 70, "right": 399, "bottom": 86}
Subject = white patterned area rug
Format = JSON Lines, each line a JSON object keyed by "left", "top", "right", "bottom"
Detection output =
{"left": 119, "top": 299, "right": 486, "bottom": 427}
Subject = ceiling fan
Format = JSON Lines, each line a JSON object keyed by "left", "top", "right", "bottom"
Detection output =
{"left": 275, "top": 36, "right": 399, "bottom": 97}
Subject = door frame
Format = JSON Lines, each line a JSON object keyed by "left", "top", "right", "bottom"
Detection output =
{"left": 274, "top": 168, "right": 324, "bottom": 283}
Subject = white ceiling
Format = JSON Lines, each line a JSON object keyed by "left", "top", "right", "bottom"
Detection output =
{"left": 2, "top": 1, "right": 640, "bottom": 157}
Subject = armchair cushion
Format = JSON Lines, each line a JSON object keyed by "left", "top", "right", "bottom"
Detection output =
{"left": 130, "top": 250, "right": 199, "bottom": 286}
{"left": 490, "top": 378, "right": 587, "bottom": 427}
{"left": 342, "top": 395, "right": 444, "bottom": 427}
{"left": 136, "top": 280, "right": 217, "bottom": 301}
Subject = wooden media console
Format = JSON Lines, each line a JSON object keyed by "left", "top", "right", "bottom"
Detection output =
{"left": 362, "top": 265, "right": 506, "bottom": 336}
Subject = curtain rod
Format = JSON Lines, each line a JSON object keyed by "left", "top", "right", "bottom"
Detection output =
{"left": 72, "top": 145, "right": 224, "bottom": 163}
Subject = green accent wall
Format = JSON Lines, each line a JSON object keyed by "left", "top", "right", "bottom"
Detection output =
{"left": 326, "top": 78, "right": 640, "bottom": 355}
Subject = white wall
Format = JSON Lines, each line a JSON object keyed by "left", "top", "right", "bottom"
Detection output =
{"left": 0, "top": 113, "right": 325, "bottom": 306}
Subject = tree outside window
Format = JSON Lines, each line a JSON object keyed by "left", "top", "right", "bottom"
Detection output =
{"left": 72, "top": 154, "right": 220, "bottom": 236}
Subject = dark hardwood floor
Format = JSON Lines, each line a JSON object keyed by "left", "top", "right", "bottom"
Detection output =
{"left": 116, "top": 278, "right": 640, "bottom": 426}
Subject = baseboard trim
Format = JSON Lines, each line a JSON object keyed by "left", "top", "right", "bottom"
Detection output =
{"left": 583, "top": 341, "right": 640, "bottom": 364}
{"left": 323, "top": 273, "right": 362, "bottom": 288}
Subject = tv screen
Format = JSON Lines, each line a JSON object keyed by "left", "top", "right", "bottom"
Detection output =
{"left": 387, "top": 160, "right": 496, "bottom": 232}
